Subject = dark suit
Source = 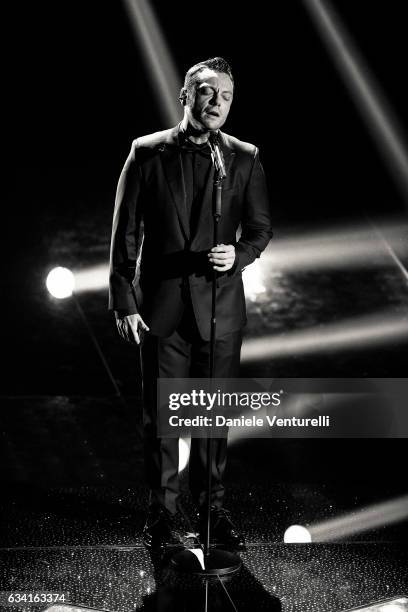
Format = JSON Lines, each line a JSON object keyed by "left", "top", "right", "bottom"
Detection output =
{"left": 109, "top": 124, "right": 272, "bottom": 513}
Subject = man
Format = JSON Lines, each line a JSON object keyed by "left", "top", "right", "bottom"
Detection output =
{"left": 109, "top": 57, "right": 272, "bottom": 550}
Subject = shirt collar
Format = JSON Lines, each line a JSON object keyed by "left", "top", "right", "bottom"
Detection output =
{"left": 178, "top": 124, "right": 212, "bottom": 156}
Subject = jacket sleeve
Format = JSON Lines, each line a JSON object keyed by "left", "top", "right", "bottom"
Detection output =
{"left": 231, "top": 147, "right": 273, "bottom": 275}
{"left": 108, "top": 139, "right": 143, "bottom": 315}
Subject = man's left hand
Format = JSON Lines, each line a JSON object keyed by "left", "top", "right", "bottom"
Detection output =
{"left": 208, "top": 243, "right": 236, "bottom": 272}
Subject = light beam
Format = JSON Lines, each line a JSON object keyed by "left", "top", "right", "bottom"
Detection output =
{"left": 309, "top": 494, "right": 408, "bottom": 542}
{"left": 178, "top": 437, "right": 191, "bottom": 472}
{"left": 121, "top": 0, "right": 182, "bottom": 126}
{"left": 242, "top": 310, "right": 408, "bottom": 363}
{"left": 303, "top": 0, "right": 408, "bottom": 201}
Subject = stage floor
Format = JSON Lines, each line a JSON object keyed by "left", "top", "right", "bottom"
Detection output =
{"left": 0, "top": 395, "right": 407, "bottom": 610}
{"left": 1, "top": 541, "right": 407, "bottom": 611}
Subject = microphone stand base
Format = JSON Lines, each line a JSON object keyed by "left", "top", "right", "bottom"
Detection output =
{"left": 170, "top": 548, "right": 242, "bottom": 576}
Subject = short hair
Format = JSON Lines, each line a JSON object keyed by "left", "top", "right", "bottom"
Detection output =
{"left": 183, "top": 57, "right": 234, "bottom": 95}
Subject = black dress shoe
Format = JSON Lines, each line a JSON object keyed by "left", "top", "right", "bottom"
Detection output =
{"left": 199, "top": 506, "right": 246, "bottom": 550}
{"left": 142, "top": 505, "right": 185, "bottom": 550}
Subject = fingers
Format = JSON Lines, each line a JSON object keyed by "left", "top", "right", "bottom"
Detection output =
{"left": 116, "top": 314, "right": 150, "bottom": 345}
{"left": 210, "top": 243, "right": 234, "bottom": 253}
{"left": 128, "top": 320, "right": 140, "bottom": 344}
{"left": 213, "top": 263, "right": 234, "bottom": 271}
{"left": 138, "top": 316, "right": 150, "bottom": 332}
{"left": 210, "top": 251, "right": 231, "bottom": 260}
{"left": 208, "top": 243, "right": 235, "bottom": 271}
{"left": 210, "top": 258, "right": 234, "bottom": 267}
{"left": 210, "top": 258, "right": 235, "bottom": 271}
{"left": 116, "top": 318, "right": 133, "bottom": 343}
{"left": 131, "top": 315, "right": 150, "bottom": 343}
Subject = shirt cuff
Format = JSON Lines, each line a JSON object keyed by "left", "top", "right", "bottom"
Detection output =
{"left": 114, "top": 309, "right": 137, "bottom": 319}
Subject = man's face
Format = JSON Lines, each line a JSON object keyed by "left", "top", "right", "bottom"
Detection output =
{"left": 186, "top": 68, "right": 234, "bottom": 132}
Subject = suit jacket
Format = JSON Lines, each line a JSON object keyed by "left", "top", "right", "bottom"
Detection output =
{"left": 108, "top": 125, "right": 273, "bottom": 340}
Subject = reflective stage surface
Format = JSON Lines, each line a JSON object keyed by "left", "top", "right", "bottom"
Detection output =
{"left": 0, "top": 539, "right": 407, "bottom": 611}
{"left": 345, "top": 597, "right": 408, "bottom": 611}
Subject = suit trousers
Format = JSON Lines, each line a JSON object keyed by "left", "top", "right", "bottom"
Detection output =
{"left": 140, "top": 297, "right": 242, "bottom": 515}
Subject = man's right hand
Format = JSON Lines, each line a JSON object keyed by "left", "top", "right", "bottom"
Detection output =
{"left": 116, "top": 313, "right": 150, "bottom": 345}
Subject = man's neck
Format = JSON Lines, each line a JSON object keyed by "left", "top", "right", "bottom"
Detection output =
{"left": 180, "top": 117, "right": 210, "bottom": 145}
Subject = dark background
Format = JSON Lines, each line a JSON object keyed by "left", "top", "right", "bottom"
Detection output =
{"left": 5, "top": 0, "right": 408, "bottom": 227}
{"left": 4, "top": 0, "right": 408, "bottom": 391}
{"left": 2, "top": 1, "right": 408, "bottom": 494}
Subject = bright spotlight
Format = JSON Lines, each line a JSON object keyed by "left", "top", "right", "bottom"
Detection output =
{"left": 243, "top": 259, "right": 266, "bottom": 300}
{"left": 309, "top": 493, "right": 408, "bottom": 542}
{"left": 178, "top": 437, "right": 191, "bottom": 472}
{"left": 122, "top": 0, "right": 182, "bottom": 126}
{"left": 263, "top": 220, "right": 408, "bottom": 272}
{"left": 242, "top": 310, "right": 408, "bottom": 362}
{"left": 284, "top": 525, "right": 312, "bottom": 543}
{"left": 303, "top": 0, "right": 408, "bottom": 200}
{"left": 345, "top": 597, "right": 408, "bottom": 611}
{"left": 74, "top": 264, "right": 109, "bottom": 293}
{"left": 46, "top": 267, "right": 75, "bottom": 299}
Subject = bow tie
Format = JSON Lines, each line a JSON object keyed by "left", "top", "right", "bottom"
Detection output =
{"left": 179, "top": 135, "right": 212, "bottom": 157}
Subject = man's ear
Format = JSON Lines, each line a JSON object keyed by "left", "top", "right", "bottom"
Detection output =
{"left": 179, "top": 87, "right": 187, "bottom": 106}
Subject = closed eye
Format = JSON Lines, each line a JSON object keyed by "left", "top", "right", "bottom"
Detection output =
{"left": 199, "top": 86, "right": 215, "bottom": 96}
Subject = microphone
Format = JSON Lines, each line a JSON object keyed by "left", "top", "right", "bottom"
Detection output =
{"left": 209, "top": 131, "right": 227, "bottom": 179}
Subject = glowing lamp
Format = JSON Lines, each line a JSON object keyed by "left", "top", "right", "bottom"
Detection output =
{"left": 46, "top": 267, "right": 75, "bottom": 299}
{"left": 178, "top": 437, "right": 191, "bottom": 472}
{"left": 284, "top": 524, "right": 312, "bottom": 543}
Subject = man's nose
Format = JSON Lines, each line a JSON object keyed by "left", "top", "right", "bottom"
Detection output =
{"left": 210, "top": 91, "right": 222, "bottom": 106}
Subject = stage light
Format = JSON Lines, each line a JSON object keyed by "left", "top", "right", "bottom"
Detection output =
{"left": 121, "top": 0, "right": 182, "bottom": 126}
{"left": 46, "top": 267, "right": 75, "bottom": 299}
{"left": 74, "top": 264, "right": 109, "bottom": 293}
{"left": 61, "top": 218, "right": 408, "bottom": 297}
{"left": 284, "top": 525, "right": 312, "bottom": 543}
{"left": 309, "top": 494, "right": 408, "bottom": 541}
{"left": 302, "top": 0, "right": 408, "bottom": 200}
{"left": 263, "top": 220, "right": 408, "bottom": 272}
{"left": 178, "top": 437, "right": 191, "bottom": 472}
{"left": 243, "top": 259, "right": 266, "bottom": 300}
{"left": 242, "top": 310, "right": 408, "bottom": 362}
{"left": 343, "top": 598, "right": 408, "bottom": 611}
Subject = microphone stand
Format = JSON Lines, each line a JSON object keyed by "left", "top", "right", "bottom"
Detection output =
{"left": 171, "top": 134, "right": 242, "bottom": 578}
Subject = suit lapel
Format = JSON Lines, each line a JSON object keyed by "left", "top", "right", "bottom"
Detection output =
{"left": 160, "top": 128, "right": 190, "bottom": 241}
{"left": 189, "top": 164, "right": 215, "bottom": 248}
